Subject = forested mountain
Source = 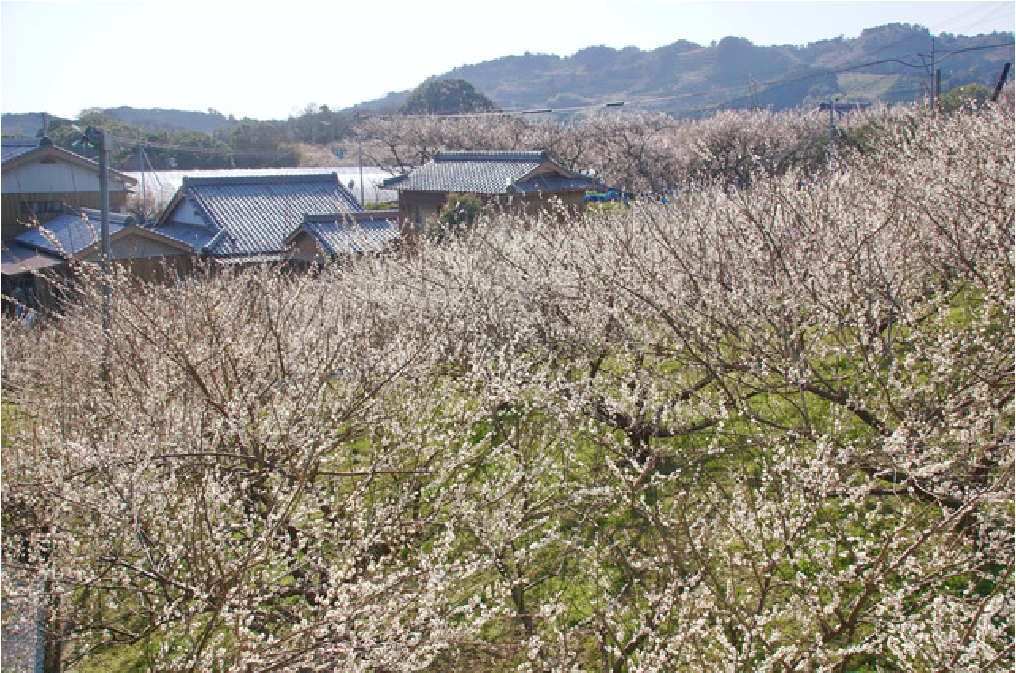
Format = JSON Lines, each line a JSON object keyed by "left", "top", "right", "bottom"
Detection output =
{"left": 1, "top": 23, "right": 1010, "bottom": 143}
{"left": 1, "top": 107, "right": 240, "bottom": 139}
{"left": 362, "top": 23, "right": 1014, "bottom": 115}
{"left": 98, "top": 106, "right": 242, "bottom": 135}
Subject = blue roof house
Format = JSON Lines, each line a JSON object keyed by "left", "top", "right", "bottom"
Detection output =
{"left": 383, "top": 151, "right": 600, "bottom": 229}
{"left": 2, "top": 136, "right": 137, "bottom": 240}
{"left": 1, "top": 207, "right": 140, "bottom": 312}
{"left": 107, "top": 172, "right": 367, "bottom": 265}
{"left": 284, "top": 211, "right": 401, "bottom": 264}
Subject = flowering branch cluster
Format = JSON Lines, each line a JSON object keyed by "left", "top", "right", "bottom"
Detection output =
{"left": 355, "top": 106, "right": 882, "bottom": 191}
{"left": 3, "top": 99, "right": 1013, "bottom": 671}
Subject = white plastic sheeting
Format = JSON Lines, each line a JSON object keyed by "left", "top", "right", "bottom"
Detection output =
{"left": 125, "top": 167, "right": 397, "bottom": 214}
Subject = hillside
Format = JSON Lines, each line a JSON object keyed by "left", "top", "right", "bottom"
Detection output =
{"left": 361, "top": 23, "right": 1015, "bottom": 115}
{"left": 98, "top": 106, "right": 242, "bottom": 135}
{"left": 1, "top": 23, "right": 1011, "bottom": 137}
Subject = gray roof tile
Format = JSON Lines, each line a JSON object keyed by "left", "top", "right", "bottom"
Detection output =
{"left": 14, "top": 208, "right": 134, "bottom": 257}
{"left": 164, "top": 173, "right": 364, "bottom": 259}
{"left": 1, "top": 243, "right": 65, "bottom": 275}
{"left": 298, "top": 212, "right": 400, "bottom": 255}
{"left": 1, "top": 137, "right": 56, "bottom": 164}
{"left": 510, "top": 174, "right": 604, "bottom": 193}
{"left": 144, "top": 224, "right": 218, "bottom": 252}
{"left": 386, "top": 150, "right": 599, "bottom": 195}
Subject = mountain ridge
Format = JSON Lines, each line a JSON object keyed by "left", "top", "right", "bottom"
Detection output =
{"left": 2, "top": 22, "right": 1012, "bottom": 136}
{"left": 359, "top": 23, "right": 1014, "bottom": 115}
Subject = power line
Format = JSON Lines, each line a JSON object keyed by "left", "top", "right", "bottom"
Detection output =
{"left": 930, "top": 1, "right": 1014, "bottom": 36}
{"left": 385, "top": 41, "right": 1014, "bottom": 120}
{"left": 63, "top": 40, "right": 1014, "bottom": 158}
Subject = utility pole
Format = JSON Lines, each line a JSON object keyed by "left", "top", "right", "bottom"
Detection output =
{"left": 138, "top": 144, "right": 146, "bottom": 222}
{"left": 79, "top": 126, "right": 111, "bottom": 380}
{"left": 929, "top": 38, "right": 936, "bottom": 111}
{"left": 829, "top": 102, "right": 836, "bottom": 145}
{"left": 358, "top": 130, "right": 365, "bottom": 206}
{"left": 84, "top": 127, "right": 111, "bottom": 267}
{"left": 991, "top": 63, "right": 1012, "bottom": 102}
{"left": 95, "top": 129, "right": 111, "bottom": 381}
{"left": 935, "top": 70, "right": 941, "bottom": 112}
{"left": 821, "top": 98, "right": 840, "bottom": 165}
{"left": 747, "top": 74, "right": 759, "bottom": 110}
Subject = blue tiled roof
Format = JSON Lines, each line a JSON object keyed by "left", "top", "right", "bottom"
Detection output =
{"left": 386, "top": 150, "right": 599, "bottom": 195}
{"left": 1, "top": 243, "right": 65, "bottom": 275}
{"left": 144, "top": 224, "right": 217, "bottom": 252}
{"left": 1, "top": 137, "right": 50, "bottom": 164}
{"left": 168, "top": 173, "right": 363, "bottom": 258}
{"left": 299, "top": 213, "right": 399, "bottom": 255}
{"left": 14, "top": 208, "right": 134, "bottom": 257}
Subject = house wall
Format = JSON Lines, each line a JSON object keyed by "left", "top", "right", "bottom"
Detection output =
{"left": 1, "top": 268, "right": 70, "bottom": 317}
{"left": 75, "top": 251, "right": 198, "bottom": 284}
{"left": 2, "top": 160, "right": 129, "bottom": 195}
{"left": 397, "top": 189, "right": 588, "bottom": 231}
{"left": 397, "top": 192, "right": 448, "bottom": 231}
{"left": 503, "top": 192, "right": 588, "bottom": 220}
{"left": 118, "top": 256, "right": 198, "bottom": 283}
{"left": 163, "top": 198, "right": 205, "bottom": 226}
{"left": 77, "top": 232, "right": 194, "bottom": 262}
{"left": 287, "top": 232, "right": 325, "bottom": 264}
{"left": 2, "top": 158, "right": 132, "bottom": 239}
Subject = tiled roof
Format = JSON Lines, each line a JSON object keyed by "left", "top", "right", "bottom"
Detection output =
{"left": 13, "top": 208, "right": 134, "bottom": 258}
{"left": 385, "top": 150, "right": 599, "bottom": 195}
{"left": 1, "top": 243, "right": 65, "bottom": 276}
{"left": 166, "top": 173, "right": 363, "bottom": 258}
{"left": 2, "top": 137, "right": 50, "bottom": 164}
{"left": 144, "top": 223, "right": 218, "bottom": 252}
{"left": 297, "top": 212, "right": 400, "bottom": 255}
{"left": 438, "top": 151, "right": 550, "bottom": 162}
{"left": 510, "top": 174, "right": 604, "bottom": 194}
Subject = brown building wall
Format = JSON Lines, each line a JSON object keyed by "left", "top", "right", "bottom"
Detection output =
{"left": 118, "top": 255, "right": 198, "bottom": 283}
{"left": 397, "top": 192, "right": 448, "bottom": 232}
{"left": 397, "top": 190, "right": 588, "bottom": 233}
{"left": 503, "top": 192, "right": 587, "bottom": 220}
{"left": 287, "top": 231, "right": 327, "bottom": 264}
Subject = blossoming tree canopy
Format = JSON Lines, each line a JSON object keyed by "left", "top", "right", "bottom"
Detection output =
{"left": 2, "top": 96, "right": 1013, "bottom": 671}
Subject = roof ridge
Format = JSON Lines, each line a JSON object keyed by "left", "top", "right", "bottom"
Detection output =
{"left": 433, "top": 150, "right": 549, "bottom": 163}
{"left": 182, "top": 172, "right": 340, "bottom": 187}
{"left": 303, "top": 210, "right": 399, "bottom": 223}
{"left": 1, "top": 137, "right": 46, "bottom": 146}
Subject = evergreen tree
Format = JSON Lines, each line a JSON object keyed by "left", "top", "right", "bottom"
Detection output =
{"left": 400, "top": 79, "right": 501, "bottom": 115}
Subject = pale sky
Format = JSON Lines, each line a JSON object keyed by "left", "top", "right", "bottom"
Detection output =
{"left": 2, "top": 1, "right": 1014, "bottom": 121}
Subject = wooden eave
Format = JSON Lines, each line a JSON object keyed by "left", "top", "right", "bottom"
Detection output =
{"left": 154, "top": 190, "right": 190, "bottom": 227}
{"left": 283, "top": 225, "right": 314, "bottom": 247}
{"left": 518, "top": 160, "right": 577, "bottom": 183}
{"left": 77, "top": 224, "right": 196, "bottom": 259}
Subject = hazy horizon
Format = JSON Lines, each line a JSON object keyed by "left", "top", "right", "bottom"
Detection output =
{"left": 2, "top": 1, "right": 1014, "bottom": 121}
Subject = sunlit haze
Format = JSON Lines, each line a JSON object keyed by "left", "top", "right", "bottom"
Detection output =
{"left": 2, "top": 0, "right": 1014, "bottom": 120}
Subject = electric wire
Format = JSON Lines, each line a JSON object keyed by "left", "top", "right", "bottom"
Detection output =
{"left": 392, "top": 40, "right": 1014, "bottom": 119}
{"left": 929, "top": 1, "right": 1014, "bottom": 36}
{"left": 67, "top": 39, "right": 1014, "bottom": 157}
